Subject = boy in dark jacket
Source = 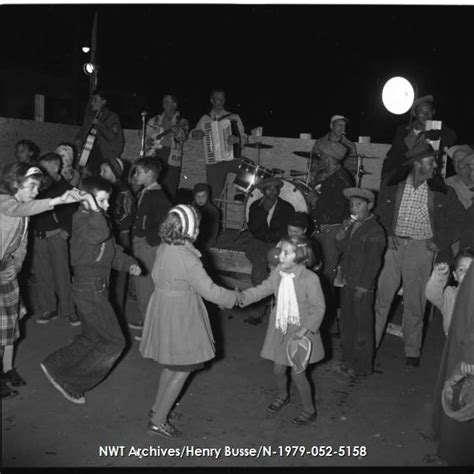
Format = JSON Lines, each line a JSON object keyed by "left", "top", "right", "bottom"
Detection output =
{"left": 335, "top": 187, "right": 386, "bottom": 376}
{"left": 40, "top": 177, "right": 141, "bottom": 404}
{"left": 32, "top": 153, "right": 78, "bottom": 325}
{"left": 100, "top": 157, "right": 136, "bottom": 317}
{"left": 129, "top": 157, "right": 172, "bottom": 336}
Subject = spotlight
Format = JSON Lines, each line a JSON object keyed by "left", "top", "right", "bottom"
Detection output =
{"left": 382, "top": 76, "right": 415, "bottom": 115}
{"left": 83, "top": 63, "right": 95, "bottom": 76}
{"left": 82, "top": 46, "right": 91, "bottom": 53}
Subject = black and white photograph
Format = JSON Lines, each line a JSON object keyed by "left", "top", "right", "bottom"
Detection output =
{"left": 1, "top": 1, "right": 474, "bottom": 469}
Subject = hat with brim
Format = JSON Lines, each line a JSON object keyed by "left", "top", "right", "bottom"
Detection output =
{"left": 411, "top": 95, "right": 434, "bottom": 117}
{"left": 286, "top": 335, "right": 312, "bottom": 374}
{"left": 343, "top": 187, "right": 375, "bottom": 203}
{"left": 256, "top": 177, "right": 283, "bottom": 190}
{"left": 330, "top": 115, "right": 349, "bottom": 125}
{"left": 317, "top": 141, "right": 347, "bottom": 161}
{"left": 402, "top": 143, "right": 437, "bottom": 166}
{"left": 447, "top": 144, "right": 473, "bottom": 161}
{"left": 193, "top": 182, "right": 211, "bottom": 195}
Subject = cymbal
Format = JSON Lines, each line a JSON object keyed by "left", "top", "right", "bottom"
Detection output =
{"left": 347, "top": 154, "right": 379, "bottom": 160}
{"left": 244, "top": 142, "right": 274, "bottom": 149}
{"left": 293, "top": 151, "right": 314, "bottom": 158}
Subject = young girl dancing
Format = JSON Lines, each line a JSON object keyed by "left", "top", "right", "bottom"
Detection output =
{"left": 0, "top": 162, "right": 86, "bottom": 399}
{"left": 139, "top": 204, "right": 238, "bottom": 438}
{"left": 239, "top": 234, "right": 326, "bottom": 424}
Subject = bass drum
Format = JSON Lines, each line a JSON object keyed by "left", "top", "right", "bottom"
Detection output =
{"left": 245, "top": 178, "right": 314, "bottom": 222}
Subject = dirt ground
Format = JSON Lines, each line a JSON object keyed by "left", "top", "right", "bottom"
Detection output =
{"left": 2, "top": 296, "right": 449, "bottom": 468}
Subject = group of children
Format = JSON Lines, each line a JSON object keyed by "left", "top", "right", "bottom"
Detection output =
{"left": 1, "top": 137, "right": 472, "bottom": 443}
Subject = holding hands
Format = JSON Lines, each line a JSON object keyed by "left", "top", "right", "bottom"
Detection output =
{"left": 129, "top": 264, "right": 142, "bottom": 276}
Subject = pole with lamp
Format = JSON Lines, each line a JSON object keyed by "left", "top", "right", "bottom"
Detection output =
{"left": 82, "top": 11, "right": 99, "bottom": 95}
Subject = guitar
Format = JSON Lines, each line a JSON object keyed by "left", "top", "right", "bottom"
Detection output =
{"left": 78, "top": 107, "right": 104, "bottom": 168}
{"left": 145, "top": 126, "right": 177, "bottom": 156}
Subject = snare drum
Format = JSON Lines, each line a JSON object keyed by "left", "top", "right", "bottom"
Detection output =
{"left": 234, "top": 158, "right": 273, "bottom": 193}
{"left": 245, "top": 178, "right": 314, "bottom": 222}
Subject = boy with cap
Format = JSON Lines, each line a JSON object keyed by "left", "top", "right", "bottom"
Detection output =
{"left": 100, "top": 157, "right": 136, "bottom": 317}
{"left": 335, "top": 187, "right": 386, "bottom": 376}
{"left": 191, "top": 183, "right": 220, "bottom": 252}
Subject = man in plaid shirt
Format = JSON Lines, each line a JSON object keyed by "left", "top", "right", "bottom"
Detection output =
{"left": 374, "top": 144, "right": 465, "bottom": 368}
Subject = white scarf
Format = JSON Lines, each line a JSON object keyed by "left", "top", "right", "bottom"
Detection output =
{"left": 276, "top": 271, "right": 300, "bottom": 334}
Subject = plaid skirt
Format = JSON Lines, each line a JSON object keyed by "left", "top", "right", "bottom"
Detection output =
{"left": 0, "top": 276, "right": 24, "bottom": 346}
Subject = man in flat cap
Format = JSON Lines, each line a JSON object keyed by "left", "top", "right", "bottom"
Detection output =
{"left": 311, "top": 140, "right": 354, "bottom": 332}
{"left": 374, "top": 143, "right": 465, "bottom": 368}
{"left": 312, "top": 115, "right": 358, "bottom": 176}
{"left": 381, "top": 95, "right": 457, "bottom": 183}
{"left": 244, "top": 177, "right": 295, "bottom": 324}
{"left": 335, "top": 187, "right": 386, "bottom": 376}
{"left": 192, "top": 182, "right": 220, "bottom": 252}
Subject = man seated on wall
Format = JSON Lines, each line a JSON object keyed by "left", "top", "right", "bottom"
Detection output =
{"left": 381, "top": 95, "right": 457, "bottom": 183}
{"left": 244, "top": 178, "right": 295, "bottom": 325}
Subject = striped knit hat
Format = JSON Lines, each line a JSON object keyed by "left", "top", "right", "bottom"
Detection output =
{"left": 104, "top": 157, "right": 124, "bottom": 180}
{"left": 170, "top": 204, "right": 199, "bottom": 238}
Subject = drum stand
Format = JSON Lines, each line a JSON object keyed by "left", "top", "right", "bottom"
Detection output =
{"left": 233, "top": 141, "right": 264, "bottom": 241}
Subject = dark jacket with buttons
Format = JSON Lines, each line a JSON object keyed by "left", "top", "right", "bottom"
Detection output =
{"left": 132, "top": 185, "right": 172, "bottom": 247}
{"left": 248, "top": 197, "right": 294, "bottom": 244}
{"left": 336, "top": 215, "right": 386, "bottom": 291}
{"left": 375, "top": 174, "right": 466, "bottom": 263}
{"left": 71, "top": 207, "right": 137, "bottom": 279}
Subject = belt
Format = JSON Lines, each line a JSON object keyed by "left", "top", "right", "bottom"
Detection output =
{"left": 35, "top": 228, "right": 62, "bottom": 239}
{"left": 395, "top": 235, "right": 412, "bottom": 240}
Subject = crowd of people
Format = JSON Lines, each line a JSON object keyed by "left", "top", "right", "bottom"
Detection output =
{"left": 1, "top": 89, "right": 473, "bottom": 465}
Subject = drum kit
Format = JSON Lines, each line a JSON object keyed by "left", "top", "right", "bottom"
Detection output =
{"left": 234, "top": 142, "right": 377, "bottom": 223}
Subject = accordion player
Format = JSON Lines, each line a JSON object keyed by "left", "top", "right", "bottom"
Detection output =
{"left": 202, "top": 116, "right": 243, "bottom": 165}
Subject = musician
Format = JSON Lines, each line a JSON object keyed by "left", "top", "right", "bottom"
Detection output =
{"left": 191, "top": 88, "right": 246, "bottom": 201}
{"left": 74, "top": 90, "right": 124, "bottom": 177}
{"left": 144, "top": 94, "right": 189, "bottom": 203}
{"left": 381, "top": 95, "right": 457, "bottom": 183}
{"left": 244, "top": 178, "right": 295, "bottom": 325}
{"left": 311, "top": 141, "right": 354, "bottom": 332}
{"left": 312, "top": 115, "right": 358, "bottom": 175}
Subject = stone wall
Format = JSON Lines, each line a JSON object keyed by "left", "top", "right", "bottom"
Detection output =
{"left": 0, "top": 117, "right": 389, "bottom": 190}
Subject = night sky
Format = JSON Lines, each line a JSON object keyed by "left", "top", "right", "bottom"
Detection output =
{"left": 2, "top": 4, "right": 474, "bottom": 144}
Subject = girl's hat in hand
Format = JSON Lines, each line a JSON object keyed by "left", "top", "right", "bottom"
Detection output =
{"left": 286, "top": 334, "right": 312, "bottom": 374}
{"left": 442, "top": 373, "right": 474, "bottom": 423}
{"left": 170, "top": 204, "right": 199, "bottom": 238}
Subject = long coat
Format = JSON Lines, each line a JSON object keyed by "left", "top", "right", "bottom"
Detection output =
{"left": 431, "top": 264, "right": 474, "bottom": 466}
{"left": 139, "top": 243, "right": 237, "bottom": 365}
{"left": 241, "top": 264, "right": 326, "bottom": 366}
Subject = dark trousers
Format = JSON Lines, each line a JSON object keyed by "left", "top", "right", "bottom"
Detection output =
{"left": 42, "top": 275, "right": 125, "bottom": 394}
{"left": 110, "top": 231, "right": 131, "bottom": 318}
{"left": 206, "top": 161, "right": 240, "bottom": 202}
{"left": 155, "top": 148, "right": 181, "bottom": 203}
{"left": 85, "top": 145, "right": 103, "bottom": 177}
{"left": 314, "top": 225, "right": 341, "bottom": 331}
{"left": 340, "top": 286, "right": 375, "bottom": 375}
{"left": 32, "top": 233, "right": 74, "bottom": 318}
{"left": 245, "top": 239, "right": 274, "bottom": 318}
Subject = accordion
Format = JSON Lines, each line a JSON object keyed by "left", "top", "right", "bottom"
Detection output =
{"left": 203, "top": 119, "right": 235, "bottom": 164}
